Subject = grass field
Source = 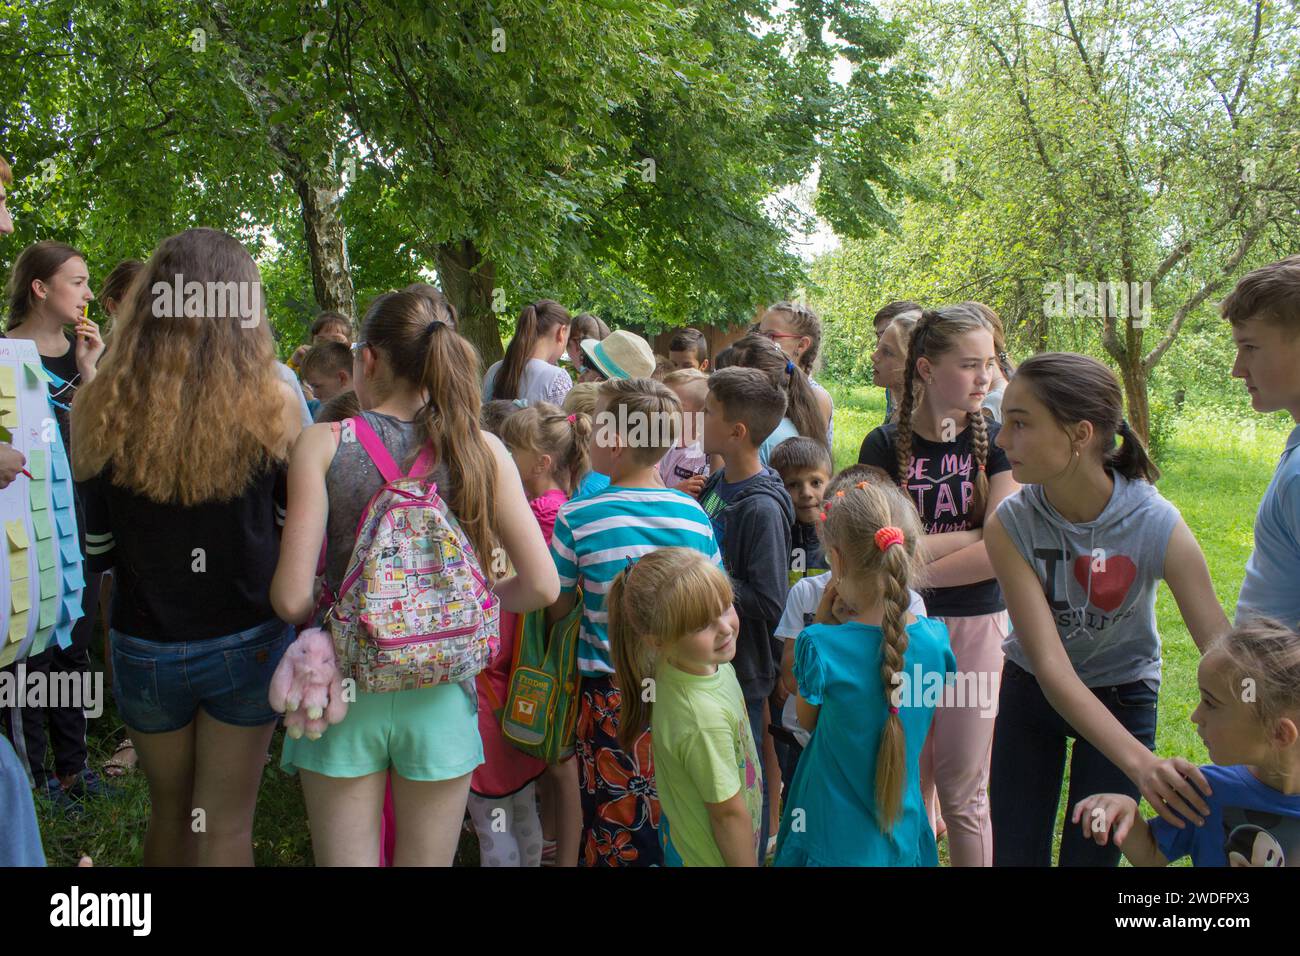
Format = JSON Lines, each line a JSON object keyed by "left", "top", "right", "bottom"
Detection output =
{"left": 31, "top": 385, "right": 1295, "bottom": 866}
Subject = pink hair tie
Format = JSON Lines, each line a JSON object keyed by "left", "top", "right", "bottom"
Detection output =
{"left": 888, "top": 705, "right": 899, "bottom": 715}
{"left": 875, "top": 526, "right": 905, "bottom": 552}
{"left": 567, "top": 414, "right": 577, "bottom": 424}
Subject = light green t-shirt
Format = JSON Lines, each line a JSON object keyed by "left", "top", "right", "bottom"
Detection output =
{"left": 652, "top": 659, "right": 763, "bottom": 866}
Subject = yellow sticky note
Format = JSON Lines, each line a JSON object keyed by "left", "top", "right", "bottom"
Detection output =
{"left": 5, "top": 519, "right": 29, "bottom": 550}
{"left": 8, "top": 549, "right": 27, "bottom": 580}
{"left": 0, "top": 407, "right": 16, "bottom": 428}
{"left": 0, "top": 366, "right": 14, "bottom": 397}
{"left": 10, "top": 575, "right": 29, "bottom": 613}
{"left": 7, "top": 609, "right": 28, "bottom": 644}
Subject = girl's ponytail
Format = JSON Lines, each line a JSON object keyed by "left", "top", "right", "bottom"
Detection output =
{"left": 608, "top": 568, "right": 651, "bottom": 753}
{"left": 967, "top": 409, "right": 990, "bottom": 522}
{"left": 493, "top": 299, "right": 572, "bottom": 402}
{"left": 1108, "top": 419, "right": 1161, "bottom": 483}
{"left": 361, "top": 291, "right": 498, "bottom": 581}
{"left": 730, "top": 332, "right": 828, "bottom": 449}
{"left": 565, "top": 412, "right": 593, "bottom": 493}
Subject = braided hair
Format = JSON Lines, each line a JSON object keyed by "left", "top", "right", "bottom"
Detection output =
{"left": 894, "top": 306, "right": 996, "bottom": 523}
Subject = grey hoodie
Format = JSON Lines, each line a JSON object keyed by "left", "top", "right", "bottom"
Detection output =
{"left": 996, "top": 473, "right": 1180, "bottom": 687}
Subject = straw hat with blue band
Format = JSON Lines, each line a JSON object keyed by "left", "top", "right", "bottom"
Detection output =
{"left": 580, "top": 329, "right": 656, "bottom": 380}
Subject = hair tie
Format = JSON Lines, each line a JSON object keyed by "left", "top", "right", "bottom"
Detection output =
{"left": 888, "top": 705, "right": 899, "bottom": 715}
{"left": 1118, "top": 418, "right": 1131, "bottom": 436}
{"left": 978, "top": 462, "right": 986, "bottom": 473}
{"left": 512, "top": 398, "right": 529, "bottom": 408}
{"left": 874, "top": 526, "right": 906, "bottom": 552}
{"left": 567, "top": 414, "right": 577, "bottom": 425}
{"left": 426, "top": 319, "right": 444, "bottom": 335}
{"left": 785, "top": 359, "right": 795, "bottom": 375}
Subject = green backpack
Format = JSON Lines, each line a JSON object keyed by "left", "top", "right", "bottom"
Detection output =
{"left": 497, "top": 592, "right": 583, "bottom": 764}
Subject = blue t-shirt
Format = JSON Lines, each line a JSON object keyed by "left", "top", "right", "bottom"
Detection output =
{"left": 549, "top": 486, "right": 721, "bottom": 677}
{"left": 1149, "top": 764, "right": 1300, "bottom": 867}
{"left": 1236, "top": 424, "right": 1300, "bottom": 628}
{"left": 573, "top": 470, "right": 610, "bottom": 500}
{"left": 774, "top": 617, "right": 955, "bottom": 866}
{"left": 758, "top": 418, "right": 800, "bottom": 468}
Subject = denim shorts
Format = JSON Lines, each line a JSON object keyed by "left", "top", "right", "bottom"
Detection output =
{"left": 110, "top": 618, "right": 294, "bottom": 734}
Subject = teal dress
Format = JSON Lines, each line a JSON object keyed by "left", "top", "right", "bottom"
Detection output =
{"left": 774, "top": 618, "right": 955, "bottom": 866}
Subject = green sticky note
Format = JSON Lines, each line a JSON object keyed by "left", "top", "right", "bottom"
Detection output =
{"left": 28, "top": 479, "right": 47, "bottom": 512}
{"left": 24, "top": 362, "right": 51, "bottom": 385}
{"left": 39, "top": 595, "right": 58, "bottom": 629}
{"left": 32, "top": 510, "right": 52, "bottom": 540}
{"left": 26, "top": 448, "right": 47, "bottom": 480}
{"left": 38, "top": 565, "right": 58, "bottom": 600}
{"left": 36, "top": 544, "right": 55, "bottom": 571}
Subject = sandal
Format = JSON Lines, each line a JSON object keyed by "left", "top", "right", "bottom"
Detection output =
{"left": 103, "top": 738, "right": 137, "bottom": 777}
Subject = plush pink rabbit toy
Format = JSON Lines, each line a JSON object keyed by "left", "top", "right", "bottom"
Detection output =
{"left": 269, "top": 628, "right": 349, "bottom": 739}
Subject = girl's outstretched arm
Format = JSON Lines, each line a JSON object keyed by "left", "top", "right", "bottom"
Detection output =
{"left": 985, "top": 513, "right": 1213, "bottom": 829}
{"left": 1162, "top": 518, "right": 1230, "bottom": 653}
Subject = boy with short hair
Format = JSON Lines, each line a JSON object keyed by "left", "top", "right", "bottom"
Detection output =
{"left": 300, "top": 341, "right": 354, "bottom": 412}
{"left": 698, "top": 366, "right": 795, "bottom": 858}
{"left": 770, "top": 436, "right": 833, "bottom": 580}
{"left": 547, "top": 377, "right": 721, "bottom": 867}
{"left": 668, "top": 327, "right": 710, "bottom": 372}
{"left": 659, "top": 367, "right": 712, "bottom": 497}
{"left": 1222, "top": 254, "right": 1300, "bottom": 628}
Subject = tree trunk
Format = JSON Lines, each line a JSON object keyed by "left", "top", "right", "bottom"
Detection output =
{"left": 293, "top": 163, "right": 356, "bottom": 320}
{"left": 1118, "top": 353, "right": 1151, "bottom": 448}
{"left": 436, "top": 239, "right": 502, "bottom": 367}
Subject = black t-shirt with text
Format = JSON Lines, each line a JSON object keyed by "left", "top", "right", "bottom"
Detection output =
{"left": 858, "top": 421, "right": 1012, "bottom": 617}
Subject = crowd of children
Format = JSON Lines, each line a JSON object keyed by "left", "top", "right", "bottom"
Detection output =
{"left": 0, "top": 145, "right": 1298, "bottom": 867}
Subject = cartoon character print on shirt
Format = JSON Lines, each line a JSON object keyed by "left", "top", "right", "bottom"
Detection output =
{"left": 1031, "top": 546, "right": 1140, "bottom": 639}
{"left": 736, "top": 715, "right": 762, "bottom": 858}
{"left": 902, "top": 451, "right": 977, "bottom": 532}
{"left": 1222, "top": 806, "right": 1300, "bottom": 867}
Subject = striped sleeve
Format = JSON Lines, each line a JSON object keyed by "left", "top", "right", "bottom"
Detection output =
{"left": 550, "top": 505, "right": 578, "bottom": 592}
{"left": 78, "top": 471, "right": 115, "bottom": 572}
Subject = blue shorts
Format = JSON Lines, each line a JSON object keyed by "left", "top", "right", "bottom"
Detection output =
{"left": 110, "top": 618, "right": 294, "bottom": 734}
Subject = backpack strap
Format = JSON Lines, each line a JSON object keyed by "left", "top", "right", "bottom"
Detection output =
{"left": 350, "top": 415, "right": 402, "bottom": 484}
{"left": 351, "top": 415, "right": 438, "bottom": 486}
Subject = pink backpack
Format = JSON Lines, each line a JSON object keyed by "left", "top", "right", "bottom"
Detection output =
{"left": 323, "top": 416, "right": 499, "bottom": 693}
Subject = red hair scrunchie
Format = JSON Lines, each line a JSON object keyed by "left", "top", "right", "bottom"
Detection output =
{"left": 874, "top": 526, "right": 906, "bottom": 552}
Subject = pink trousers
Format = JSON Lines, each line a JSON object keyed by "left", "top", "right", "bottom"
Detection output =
{"left": 919, "top": 611, "right": 1007, "bottom": 867}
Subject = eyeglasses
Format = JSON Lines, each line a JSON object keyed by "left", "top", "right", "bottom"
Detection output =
{"left": 759, "top": 329, "right": 803, "bottom": 342}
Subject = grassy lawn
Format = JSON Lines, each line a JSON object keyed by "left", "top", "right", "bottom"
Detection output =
{"left": 31, "top": 385, "right": 1293, "bottom": 866}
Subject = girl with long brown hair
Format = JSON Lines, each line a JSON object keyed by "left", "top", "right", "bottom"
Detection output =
{"left": 483, "top": 299, "right": 572, "bottom": 405}
{"left": 271, "top": 289, "right": 559, "bottom": 866}
{"left": 729, "top": 332, "right": 829, "bottom": 465}
{"left": 71, "top": 227, "right": 304, "bottom": 864}
{"left": 774, "top": 479, "right": 955, "bottom": 865}
{"left": 856, "top": 305, "right": 1021, "bottom": 866}
{"left": 755, "top": 301, "right": 835, "bottom": 445}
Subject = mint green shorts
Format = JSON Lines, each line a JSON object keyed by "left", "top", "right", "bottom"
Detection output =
{"left": 280, "top": 681, "right": 483, "bottom": 782}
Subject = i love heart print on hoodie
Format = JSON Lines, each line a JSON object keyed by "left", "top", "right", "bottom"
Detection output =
{"left": 996, "top": 472, "right": 1181, "bottom": 689}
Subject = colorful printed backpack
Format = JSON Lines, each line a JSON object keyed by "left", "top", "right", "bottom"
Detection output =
{"left": 324, "top": 416, "right": 499, "bottom": 693}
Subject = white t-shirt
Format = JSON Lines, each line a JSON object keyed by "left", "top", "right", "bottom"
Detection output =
{"left": 482, "top": 357, "right": 573, "bottom": 406}
{"left": 775, "top": 571, "right": 928, "bottom": 746}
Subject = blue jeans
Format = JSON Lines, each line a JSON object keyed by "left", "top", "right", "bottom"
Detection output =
{"left": 110, "top": 618, "right": 293, "bottom": 734}
{"left": 745, "top": 695, "right": 771, "bottom": 861}
{"left": 990, "top": 659, "right": 1158, "bottom": 866}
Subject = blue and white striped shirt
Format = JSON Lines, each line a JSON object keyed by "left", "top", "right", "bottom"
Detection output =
{"left": 549, "top": 486, "right": 721, "bottom": 677}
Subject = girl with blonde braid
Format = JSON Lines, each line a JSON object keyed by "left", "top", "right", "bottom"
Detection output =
{"left": 856, "top": 305, "right": 1020, "bottom": 866}
{"left": 774, "top": 481, "right": 955, "bottom": 866}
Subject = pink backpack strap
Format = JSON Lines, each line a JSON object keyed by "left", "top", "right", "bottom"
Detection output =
{"left": 351, "top": 415, "right": 402, "bottom": 483}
